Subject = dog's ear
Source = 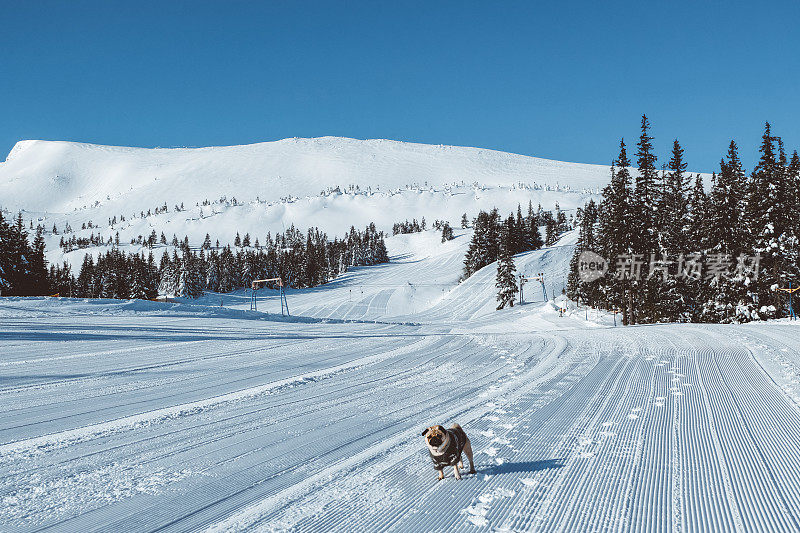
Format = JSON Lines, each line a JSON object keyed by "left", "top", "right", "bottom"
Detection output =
{"left": 438, "top": 425, "right": 446, "bottom": 433}
{"left": 421, "top": 428, "right": 430, "bottom": 436}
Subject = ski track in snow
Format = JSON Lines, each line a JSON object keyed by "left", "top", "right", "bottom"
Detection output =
{"left": 3, "top": 233, "right": 800, "bottom": 531}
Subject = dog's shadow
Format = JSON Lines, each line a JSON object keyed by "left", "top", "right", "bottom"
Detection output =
{"left": 478, "top": 458, "right": 566, "bottom": 476}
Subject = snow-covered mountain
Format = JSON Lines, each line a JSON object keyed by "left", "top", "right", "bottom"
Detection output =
{"left": 0, "top": 137, "right": 614, "bottom": 268}
{"left": 0, "top": 137, "right": 609, "bottom": 215}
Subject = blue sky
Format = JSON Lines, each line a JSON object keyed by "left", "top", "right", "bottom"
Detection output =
{"left": 1, "top": 0, "right": 798, "bottom": 171}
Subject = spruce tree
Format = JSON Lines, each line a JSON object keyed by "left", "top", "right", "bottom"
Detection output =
{"left": 710, "top": 141, "right": 748, "bottom": 255}
{"left": 567, "top": 199, "right": 599, "bottom": 306}
{"left": 634, "top": 114, "right": 659, "bottom": 257}
{"left": 528, "top": 215, "right": 544, "bottom": 250}
{"left": 29, "top": 226, "right": 49, "bottom": 295}
{"left": 0, "top": 212, "right": 11, "bottom": 294}
{"left": 441, "top": 222, "right": 454, "bottom": 242}
{"left": 495, "top": 221, "right": 518, "bottom": 310}
{"left": 597, "top": 142, "right": 636, "bottom": 323}
{"left": 661, "top": 139, "right": 690, "bottom": 256}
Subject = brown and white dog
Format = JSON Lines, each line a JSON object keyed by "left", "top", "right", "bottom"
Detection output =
{"left": 422, "top": 423, "right": 476, "bottom": 480}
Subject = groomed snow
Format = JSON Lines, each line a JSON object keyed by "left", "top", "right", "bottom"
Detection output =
{"left": 4, "top": 231, "right": 800, "bottom": 531}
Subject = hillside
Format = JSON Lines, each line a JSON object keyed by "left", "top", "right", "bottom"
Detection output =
{"left": 0, "top": 137, "right": 608, "bottom": 215}
{"left": 0, "top": 137, "right": 615, "bottom": 270}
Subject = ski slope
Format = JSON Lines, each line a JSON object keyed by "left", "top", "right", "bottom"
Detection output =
{"left": 3, "top": 232, "right": 800, "bottom": 531}
{"left": 194, "top": 229, "right": 579, "bottom": 326}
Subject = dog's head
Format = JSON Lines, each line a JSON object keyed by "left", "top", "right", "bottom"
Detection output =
{"left": 422, "top": 425, "right": 448, "bottom": 448}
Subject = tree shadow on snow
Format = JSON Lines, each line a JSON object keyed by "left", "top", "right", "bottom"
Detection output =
{"left": 479, "top": 458, "right": 566, "bottom": 476}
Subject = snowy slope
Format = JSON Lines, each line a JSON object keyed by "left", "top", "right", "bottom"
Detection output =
{"left": 202, "top": 229, "right": 586, "bottom": 328}
{"left": 43, "top": 185, "right": 595, "bottom": 271}
{"left": 3, "top": 297, "right": 800, "bottom": 531}
{"left": 0, "top": 137, "right": 608, "bottom": 214}
{"left": 0, "top": 136, "right": 613, "bottom": 269}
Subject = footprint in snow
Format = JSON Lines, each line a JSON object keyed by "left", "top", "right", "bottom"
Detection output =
{"left": 486, "top": 415, "right": 501, "bottom": 422}
{"left": 464, "top": 505, "right": 489, "bottom": 527}
{"left": 484, "top": 447, "right": 499, "bottom": 457}
{"left": 627, "top": 413, "right": 639, "bottom": 420}
{"left": 520, "top": 478, "right": 537, "bottom": 487}
{"left": 464, "top": 488, "right": 516, "bottom": 527}
{"left": 480, "top": 430, "right": 495, "bottom": 438}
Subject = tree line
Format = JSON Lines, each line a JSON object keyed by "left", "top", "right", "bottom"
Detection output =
{"left": 2, "top": 218, "right": 389, "bottom": 300}
{"left": 568, "top": 116, "right": 800, "bottom": 324}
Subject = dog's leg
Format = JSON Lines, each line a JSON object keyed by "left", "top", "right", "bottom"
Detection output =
{"left": 453, "top": 463, "right": 462, "bottom": 480}
{"left": 437, "top": 469, "right": 444, "bottom": 481}
{"left": 463, "top": 439, "right": 476, "bottom": 474}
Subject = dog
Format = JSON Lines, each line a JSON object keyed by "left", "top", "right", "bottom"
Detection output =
{"left": 422, "top": 423, "right": 476, "bottom": 480}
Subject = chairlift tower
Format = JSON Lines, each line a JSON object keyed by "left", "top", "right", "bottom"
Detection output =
{"left": 530, "top": 272, "right": 547, "bottom": 301}
{"left": 250, "top": 277, "right": 290, "bottom": 316}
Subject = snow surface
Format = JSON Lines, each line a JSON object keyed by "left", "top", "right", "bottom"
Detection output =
{"left": 0, "top": 137, "right": 609, "bottom": 214}
{"left": 3, "top": 231, "right": 800, "bottom": 532}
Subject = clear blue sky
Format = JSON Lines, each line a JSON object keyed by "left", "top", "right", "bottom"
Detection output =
{"left": 1, "top": 1, "right": 798, "bottom": 172}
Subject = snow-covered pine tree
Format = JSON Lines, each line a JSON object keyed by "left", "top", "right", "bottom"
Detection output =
{"left": 634, "top": 114, "right": 660, "bottom": 258}
{"left": 29, "top": 226, "right": 49, "bottom": 295}
{"left": 543, "top": 211, "right": 557, "bottom": 246}
{"left": 567, "top": 199, "right": 599, "bottom": 306}
{"left": 745, "top": 123, "right": 783, "bottom": 317}
{"left": 598, "top": 142, "right": 636, "bottom": 323}
{"left": 554, "top": 203, "right": 568, "bottom": 235}
{"left": 661, "top": 139, "right": 690, "bottom": 256}
{"left": 463, "top": 210, "right": 500, "bottom": 279}
{"left": 515, "top": 205, "right": 525, "bottom": 253}
{"left": 632, "top": 116, "right": 663, "bottom": 322}
{"left": 129, "top": 256, "right": 148, "bottom": 299}
{"left": 0, "top": 212, "right": 11, "bottom": 295}
{"left": 495, "top": 220, "right": 518, "bottom": 310}
{"left": 158, "top": 260, "right": 178, "bottom": 297}
{"left": 528, "top": 212, "right": 543, "bottom": 251}
{"left": 441, "top": 222, "right": 454, "bottom": 243}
